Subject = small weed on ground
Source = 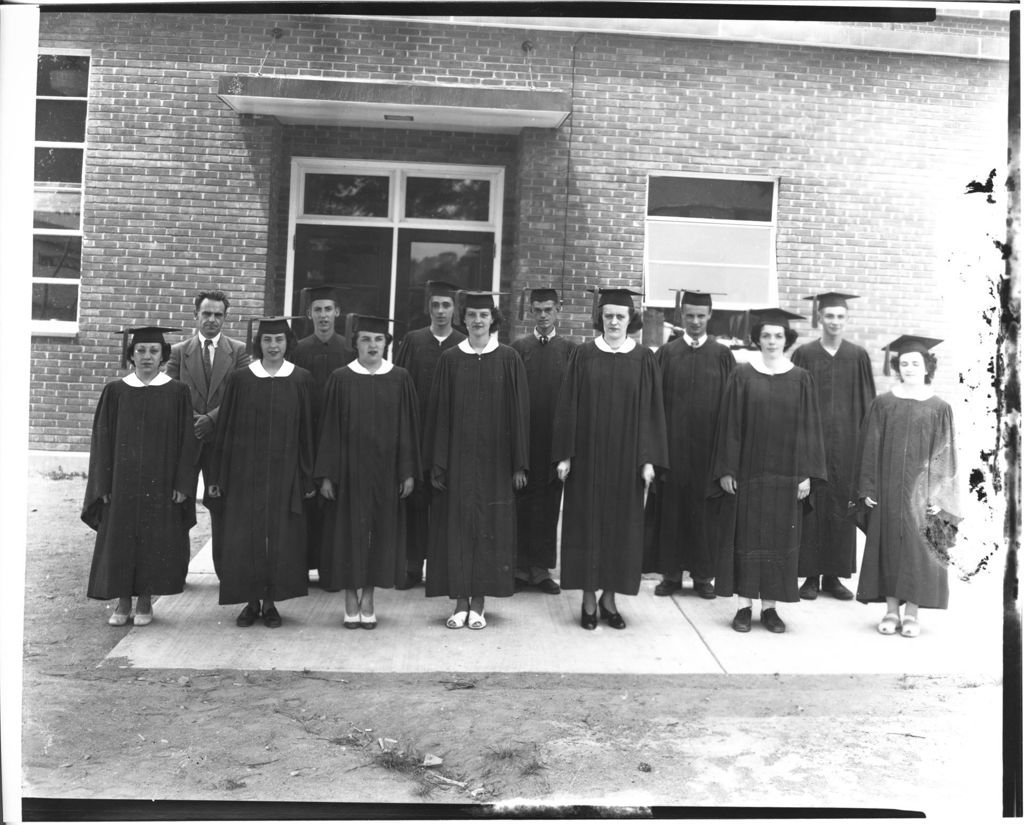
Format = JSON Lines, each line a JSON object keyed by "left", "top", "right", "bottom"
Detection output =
{"left": 46, "top": 466, "right": 87, "bottom": 481}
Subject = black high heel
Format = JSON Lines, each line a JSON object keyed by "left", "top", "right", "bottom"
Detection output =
{"left": 598, "top": 596, "right": 626, "bottom": 630}
{"left": 580, "top": 604, "right": 598, "bottom": 630}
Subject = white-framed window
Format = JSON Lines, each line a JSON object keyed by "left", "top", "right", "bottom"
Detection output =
{"left": 644, "top": 173, "right": 778, "bottom": 310}
{"left": 32, "top": 50, "right": 89, "bottom": 335}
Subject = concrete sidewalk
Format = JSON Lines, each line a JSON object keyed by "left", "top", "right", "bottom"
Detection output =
{"left": 105, "top": 540, "right": 1003, "bottom": 678}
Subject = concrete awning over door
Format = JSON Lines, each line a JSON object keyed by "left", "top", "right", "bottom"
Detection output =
{"left": 217, "top": 75, "right": 571, "bottom": 133}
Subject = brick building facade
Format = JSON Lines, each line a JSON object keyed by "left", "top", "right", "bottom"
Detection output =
{"left": 28, "top": 11, "right": 1012, "bottom": 451}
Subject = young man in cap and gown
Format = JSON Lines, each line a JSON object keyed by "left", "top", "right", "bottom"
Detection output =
{"left": 83, "top": 326, "right": 198, "bottom": 626}
{"left": 289, "top": 285, "right": 356, "bottom": 578}
{"left": 165, "top": 290, "right": 250, "bottom": 578}
{"left": 708, "top": 308, "right": 827, "bottom": 633}
{"left": 553, "top": 288, "right": 669, "bottom": 630}
{"left": 854, "top": 334, "right": 960, "bottom": 637}
{"left": 423, "top": 291, "right": 529, "bottom": 630}
{"left": 207, "top": 317, "right": 317, "bottom": 629}
{"left": 394, "top": 280, "right": 467, "bottom": 589}
{"left": 645, "top": 289, "right": 735, "bottom": 600}
{"left": 316, "top": 315, "right": 421, "bottom": 629}
{"left": 510, "top": 287, "right": 576, "bottom": 594}
{"left": 791, "top": 292, "right": 876, "bottom": 601}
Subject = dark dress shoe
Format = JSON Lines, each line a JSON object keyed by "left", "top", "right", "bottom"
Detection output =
{"left": 598, "top": 602, "right": 626, "bottom": 629}
{"left": 694, "top": 580, "right": 716, "bottom": 599}
{"left": 580, "top": 606, "right": 598, "bottom": 630}
{"left": 731, "top": 607, "right": 752, "bottom": 633}
{"left": 537, "top": 578, "right": 561, "bottom": 595}
{"left": 236, "top": 602, "right": 261, "bottom": 627}
{"left": 396, "top": 570, "right": 423, "bottom": 590}
{"left": 654, "top": 579, "right": 681, "bottom": 596}
{"left": 798, "top": 578, "right": 819, "bottom": 600}
{"left": 262, "top": 606, "right": 283, "bottom": 628}
{"left": 821, "top": 576, "right": 854, "bottom": 600}
{"left": 761, "top": 607, "right": 786, "bottom": 633}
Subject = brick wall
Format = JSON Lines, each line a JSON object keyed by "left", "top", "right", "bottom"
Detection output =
{"left": 34, "top": 12, "right": 1009, "bottom": 448}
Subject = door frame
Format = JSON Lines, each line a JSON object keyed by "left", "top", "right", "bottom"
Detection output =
{"left": 286, "top": 158, "right": 505, "bottom": 326}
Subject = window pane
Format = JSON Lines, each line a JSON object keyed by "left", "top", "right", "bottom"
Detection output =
{"left": 35, "top": 147, "right": 83, "bottom": 185}
{"left": 648, "top": 221, "right": 770, "bottom": 267}
{"left": 648, "top": 177, "right": 774, "bottom": 221}
{"left": 405, "top": 178, "right": 490, "bottom": 221}
{"left": 33, "top": 235, "right": 82, "bottom": 279}
{"left": 34, "top": 190, "right": 81, "bottom": 229}
{"left": 32, "top": 282, "right": 78, "bottom": 322}
{"left": 303, "top": 174, "right": 389, "bottom": 217}
{"left": 648, "top": 261, "right": 772, "bottom": 306}
{"left": 37, "top": 55, "right": 90, "bottom": 97}
{"left": 36, "top": 100, "right": 87, "bottom": 142}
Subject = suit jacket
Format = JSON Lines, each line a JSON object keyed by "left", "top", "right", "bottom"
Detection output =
{"left": 166, "top": 334, "right": 251, "bottom": 434}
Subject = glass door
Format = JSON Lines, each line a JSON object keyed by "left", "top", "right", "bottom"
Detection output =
{"left": 291, "top": 225, "right": 392, "bottom": 338}
{"left": 394, "top": 229, "right": 494, "bottom": 339}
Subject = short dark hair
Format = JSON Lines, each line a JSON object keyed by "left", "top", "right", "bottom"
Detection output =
{"left": 252, "top": 327, "right": 297, "bottom": 361}
{"left": 128, "top": 342, "right": 172, "bottom": 367}
{"left": 751, "top": 323, "right": 799, "bottom": 350}
{"left": 194, "top": 290, "right": 230, "bottom": 312}
{"left": 890, "top": 351, "right": 938, "bottom": 384}
{"left": 459, "top": 304, "right": 504, "bottom": 333}
{"left": 594, "top": 304, "right": 643, "bottom": 334}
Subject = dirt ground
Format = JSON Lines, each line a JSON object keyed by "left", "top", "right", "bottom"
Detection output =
{"left": 20, "top": 473, "right": 1004, "bottom": 817}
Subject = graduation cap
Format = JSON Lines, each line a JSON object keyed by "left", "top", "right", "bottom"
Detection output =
{"left": 671, "top": 288, "right": 724, "bottom": 312}
{"left": 804, "top": 291, "right": 859, "bottom": 327}
{"left": 245, "top": 315, "right": 304, "bottom": 353}
{"left": 119, "top": 326, "right": 178, "bottom": 368}
{"left": 352, "top": 315, "right": 393, "bottom": 335}
{"left": 883, "top": 334, "right": 943, "bottom": 376}
{"left": 460, "top": 290, "right": 503, "bottom": 310}
{"left": 748, "top": 307, "right": 805, "bottom": 328}
{"left": 425, "top": 280, "right": 462, "bottom": 299}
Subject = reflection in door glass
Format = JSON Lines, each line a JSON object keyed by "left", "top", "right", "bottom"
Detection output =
{"left": 410, "top": 242, "right": 483, "bottom": 287}
{"left": 405, "top": 178, "right": 489, "bottom": 221}
{"left": 304, "top": 174, "right": 390, "bottom": 217}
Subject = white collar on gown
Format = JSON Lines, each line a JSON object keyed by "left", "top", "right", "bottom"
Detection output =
{"left": 347, "top": 358, "right": 394, "bottom": 375}
{"left": 123, "top": 371, "right": 172, "bottom": 387}
{"left": 249, "top": 360, "right": 295, "bottom": 378}
{"left": 594, "top": 335, "right": 637, "bottom": 354}
{"left": 748, "top": 352, "right": 794, "bottom": 375}
{"left": 458, "top": 336, "right": 500, "bottom": 355}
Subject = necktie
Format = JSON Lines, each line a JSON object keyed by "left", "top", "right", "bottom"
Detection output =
{"left": 203, "top": 339, "right": 213, "bottom": 383}
{"left": 539, "top": 335, "right": 549, "bottom": 345}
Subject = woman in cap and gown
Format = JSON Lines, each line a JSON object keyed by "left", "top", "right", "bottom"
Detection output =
{"left": 82, "top": 326, "right": 197, "bottom": 626}
{"left": 854, "top": 335, "right": 961, "bottom": 638}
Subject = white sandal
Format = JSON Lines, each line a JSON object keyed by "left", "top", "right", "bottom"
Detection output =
{"left": 132, "top": 610, "right": 153, "bottom": 627}
{"left": 108, "top": 610, "right": 131, "bottom": 627}
{"left": 900, "top": 616, "right": 921, "bottom": 638}
{"left": 359, "top": 612, "right": 377, "bottom": 630}
{"left": 468, "top": 609, "right": 487, "bottom": 630}
{"left": 446, "top": 610, "right": 468, "bottom": 629}
{"left": 877, "top": 613, "right": 901, "bottom": 635}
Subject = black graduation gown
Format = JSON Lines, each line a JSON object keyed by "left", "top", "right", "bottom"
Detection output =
{"left": 510, "top": 333, "right": 576, "bottom": 570}
{"left": 423, "top": 342, "right": 530, "bottom": 598}
{"left": 643, "top": 336, "right": 735, "bottom": 581}
{"left": 208, "top": 364, "right": 316, "bottom": 605}
{"left": 552, "top": 340, "right": 669, "bottom": 595}
{"left": 394, "top": 326, "right": 467, "bottom": 567}
{"left": 791, "top": 339, "right": 876, "bottom": 578}
{"left": 83, "top": 378, "right": 198, "bottom": 600}
{"left": 314, "top": 362, "right": 422, "bottom": 590}
{"left": 291, "top": 333, "right": 356, "bottom": 569}
{"left": 855, "top": 393, "right": 960, "bottom": 609}
{"left": 708, "top": 362, "right": 828, "bottom": 602}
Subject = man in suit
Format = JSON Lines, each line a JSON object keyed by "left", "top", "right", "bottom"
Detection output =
{"left": 166, "top": 290, "right": 251, "bottom": 578}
